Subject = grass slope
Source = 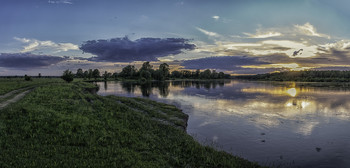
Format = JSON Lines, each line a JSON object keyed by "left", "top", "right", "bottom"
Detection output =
{"left": 0, "top": 80, "right": 262, "bottom": 167}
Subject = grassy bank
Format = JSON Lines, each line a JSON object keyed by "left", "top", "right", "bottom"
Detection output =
{"left": 0, "top": 79, "right": 261, "bottom": 167}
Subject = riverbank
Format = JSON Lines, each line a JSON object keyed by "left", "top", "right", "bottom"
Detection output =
{"left": 0, "top": 79, "right": 262, "bottom": 167}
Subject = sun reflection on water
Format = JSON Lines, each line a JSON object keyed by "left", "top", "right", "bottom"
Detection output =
{"left": 286, "top": 88, "right": 297, "bottom": 97}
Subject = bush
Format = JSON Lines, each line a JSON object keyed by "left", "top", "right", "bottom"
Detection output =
{"left": 61, "top": 70, "right": 74, "bottom": 83}
{"left": 24, "top": 75, "right": 31, "bottom": 81}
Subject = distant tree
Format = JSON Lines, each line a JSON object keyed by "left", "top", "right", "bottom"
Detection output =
{"left": 38, "top": 73, "right": 42, "bottom": 78}
{"left": 112, "top": 72, "right": 118, "bottom": 79}
{"left": 83, "top": 70, "right": 89, "bottom": 79}
{"left": 88, "top": 69, "right": 93, "bottom": 79}
{"left": 152, "top": 70, "right": 161, "bottom": 80}
{"left": 24, "top": 74, "right": 32, "bottom": 81}
{"left": 76, "top": 68, "right": 84, "bottom": 78}
{"left": 61, "top": 70, "right": 74, "bottom": 83}
{"left": 182, "top": 70, "right": 192, "bottom": 78}
{"left": 92, "top": 69, "right": 100, "bottom": 79}
{"left": 120, "top": 65, "right": 137, "bottom": 78}
{"left": 139, "top": 61, "right": 153, "bottom": 72}
{"left": 138, "top": 62, "right": 154, "bottom": 80}
{"left": 171, "top": 70, "right": 182, "bottom": 78}
{"left": 218, "top": 72, "right": 225, "bottom": 79}
{"left": 195, "top": 69, "right": 200, "bottom": 79}
{"left": 211, "top": 70, "right": 218, "bottom": 79}
{"left": 102, "top": 71, "right": 111, "bottom": 81}
{"left": 140, "top": 70, "right": 152, "bottom": 80}
{"left": 201, "top": 69, "right": 212, "bottom": 79}
{"left": 159, "top": 63, "right": 170, "bottom": 80}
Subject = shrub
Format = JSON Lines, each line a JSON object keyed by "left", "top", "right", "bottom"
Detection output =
{"left": 24, "top": 75, "right": 31, "bottom": 81}
{"left": 61, "top": 70, "right": 74, "bottom": 83}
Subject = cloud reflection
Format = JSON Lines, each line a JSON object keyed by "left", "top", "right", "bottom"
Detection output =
{"left": 98, "top": 80, "right": 350, "bottom": 136}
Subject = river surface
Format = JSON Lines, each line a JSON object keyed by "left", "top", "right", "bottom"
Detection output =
{"left": 96, "top": 80, "right": 350, "bottom": 168}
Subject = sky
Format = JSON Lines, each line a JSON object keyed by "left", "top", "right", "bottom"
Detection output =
{"left": 1, "top": 0, "right": 350, "bottom": 76}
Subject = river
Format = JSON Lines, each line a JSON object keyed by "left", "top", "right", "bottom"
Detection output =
{"left": 96, "top": 80, "right": 350, "bottom": 168}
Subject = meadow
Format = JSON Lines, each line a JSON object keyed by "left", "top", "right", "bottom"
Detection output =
{"left": 0, "top": 78, "right": 261, "bottom": 167}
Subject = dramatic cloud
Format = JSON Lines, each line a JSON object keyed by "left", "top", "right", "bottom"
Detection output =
{"left": 14, "top": 37, "right": 79, "bottom": 53}
{"left": 196, "top": 27, "right": 220, "bottom": 37}
{"left": 294, "top": 22, "right": 329, "bottom": 38}
{"left": 243, "top": 30, "right": 282, "bottom": 38}
{"left": 195, "top": 39, "right": 317, "bottom": 58}
{"left": 80, "top": 37, "right": 196, "bottom": 62}
{"left": 181, "top": 56, "right": 267, "bottom": 71}
{"left": 0, "top": 53, "right": 67, "bottom": 69}
{"left": 187, "top": 22, "right": 350, "bottom": 74}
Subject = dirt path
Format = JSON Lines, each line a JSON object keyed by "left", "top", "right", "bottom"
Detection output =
{"left": 0, "top": 90, "right": 32, "bottom": 110}
{"left": 0, "top": 89, "right": 21, "bottom": 99}
{"left": 0, "top": 87, "right": 31, "bottom": 99}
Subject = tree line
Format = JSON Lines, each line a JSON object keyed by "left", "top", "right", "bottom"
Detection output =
{"left": 236, "top": 70, "right": 350, "bottom": 82}
{"left": 62, "top": 61, "right": 231, "bottom": 82}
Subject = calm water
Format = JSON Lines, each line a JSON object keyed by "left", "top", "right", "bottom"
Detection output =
{"left": 96, "top": 80, "right": 350, "bottom": 168}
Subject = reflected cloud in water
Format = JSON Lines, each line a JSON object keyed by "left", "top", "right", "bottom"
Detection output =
{"left": 98, "top": 80, "right": 350, "bottom": 129}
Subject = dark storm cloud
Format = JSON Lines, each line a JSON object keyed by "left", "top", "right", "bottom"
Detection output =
{"left": 0, "top": 53, "right": 67, "bottom": 69}
{"left": 80, "top": 37, "right": 196, "bottom": 62}
{"left": 181, "top": 56, "right": 268, "bottom": 70}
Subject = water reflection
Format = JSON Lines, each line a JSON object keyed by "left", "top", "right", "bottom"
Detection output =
{"left": 97, "top": 80, "right": 350, "bottom": 168}
{"left": 286, "top": 88, "right": 297, "bottom": 97}
{"left": 109, "top": 80, "right": 230, "bottom": 98}
{"left": 119, "top": 81, "right": 170, "bottom": 97}
{"left": 104, "top": 81, "right": 108, "bottom": 91}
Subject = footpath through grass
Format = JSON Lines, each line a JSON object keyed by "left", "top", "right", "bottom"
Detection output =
{"left": 0, "top": 79, "right": 262, "bottom": 167}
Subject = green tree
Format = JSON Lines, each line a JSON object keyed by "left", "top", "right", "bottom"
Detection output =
{"left": 218, "top": 72, "right": 225, "bottom": 79}
{"left": 83, "top": 70, "right": 89, "bottom": 79}
{"left": 201, "top": 69, "right": 211, "bottom": 79}
{"left": 102, "top": 71, "right": 112, "bottom": 81}
{"left": 61, "top": 70, "right": 74, "bottom": 83}
{"left": 139, "top": 62, "right": 153, "bottom": 79}
{"left": 120, "top": 65, "right": 137, "bottom": 78}
{"left": 140, "top": 70, "right": 152, "bottom": 80}
{"left": 182, "top": 70, "right": 192, "bottom": 78}
{"left": 76, "top": 68, "right": 84, "bottom": 78}
{"left": 159, "top": 63, "right": 170, "bottom": 80}
{"left": 171, "top": 70, "right": 182, "bottom": 78}
{"left": 139, "top": 61, "right": 153, "bottom": 72}
{"left": 92, "top": 69, "right": 100, "bottom": 79}
{"left": 88, "top": 69, "right": 93, "bottom": 79}
{"left": 195, "top": 69, "right": 200, "bottom": 79}
{"left": 211, "top": 70, "right": 218, "bottom": 79}
{"left": 38, "top": 73, "right": 42, "bottom": 78}
{"left": 112, "top": 72, "right": 118, "bottom": 79}
{"left": 152, "top": 70, "right": 161, "bottom": 80}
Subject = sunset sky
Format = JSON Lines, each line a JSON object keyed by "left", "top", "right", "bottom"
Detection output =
{"left": 1, "top": 0, "right": 350, "bottom": 76}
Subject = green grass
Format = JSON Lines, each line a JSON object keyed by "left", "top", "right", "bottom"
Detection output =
{"left": 0, "top": 79, "right": 262, "bottom": 167}
{"left": 0, "top": 78, "right": 63, "bottom": 95}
